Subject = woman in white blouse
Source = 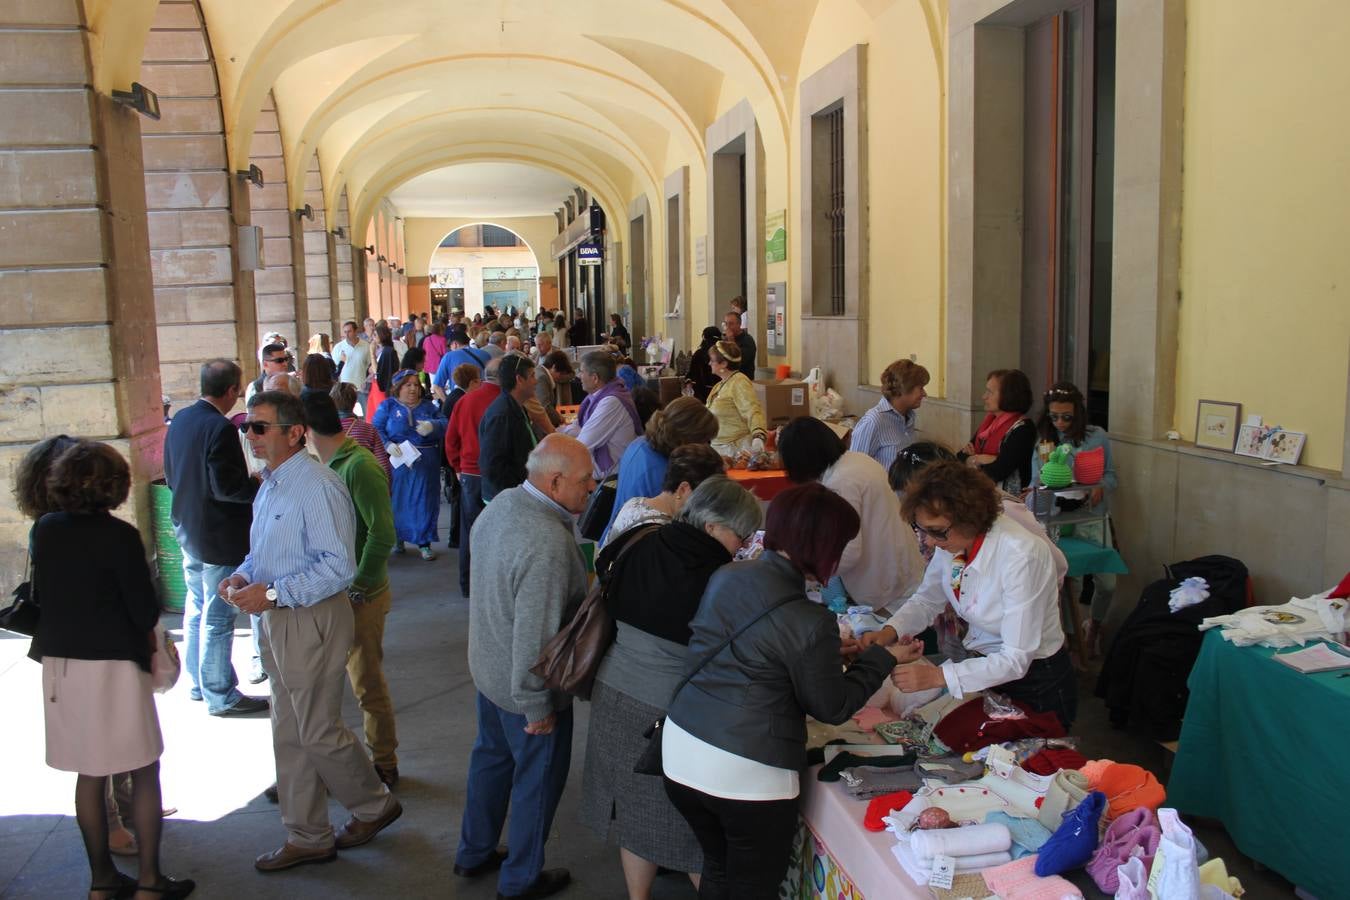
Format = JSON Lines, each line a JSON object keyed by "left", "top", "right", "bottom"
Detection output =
{"left": 862, "top": 460, "right": 1076, "bottom": 728}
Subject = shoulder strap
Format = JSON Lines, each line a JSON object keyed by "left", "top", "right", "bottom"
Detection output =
{"left": 597, "top": 522, "right": 660, "bottom": 584}
{"left": 670, "top": 588, "right": 797, "bottom": 701}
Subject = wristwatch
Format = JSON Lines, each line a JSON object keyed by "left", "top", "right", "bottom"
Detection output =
{"left": 265, "top": 583, "right": 279, "bottom": 608}
{"left": 349, "top": 589, "right": 366, "bottom": 605}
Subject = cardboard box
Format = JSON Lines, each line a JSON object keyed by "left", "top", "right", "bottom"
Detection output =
{"left": 753, "top": 378, "right": 810, "bottom": 427}
{"left": 658, "top": 376, "right": 684, "bottom": 406}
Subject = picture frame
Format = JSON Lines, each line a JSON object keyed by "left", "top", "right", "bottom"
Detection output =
{"left": 1194, "top": 399, "right": 1242, "bottom": 452}
{"left": 1234, "top": 424, "right": 1307, "bottom": 465}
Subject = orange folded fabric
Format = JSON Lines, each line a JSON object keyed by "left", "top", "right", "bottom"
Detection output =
{"left": 1080, "top": 760, "right": 1165, "bottom": 820}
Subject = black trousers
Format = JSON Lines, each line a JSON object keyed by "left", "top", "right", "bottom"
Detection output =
{"left": 663, "top": 778, "right": 799, "bottom": 900}
{"left": 999, "top": 645, "right": 1078, "bottom": 730}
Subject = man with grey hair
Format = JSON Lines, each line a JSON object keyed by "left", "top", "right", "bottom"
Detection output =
{"left": 562, "top": 351, "right": 641, "bottom": 479}
{"left": 484, "top": 330, "right": 506, "bottom": 359}
{"left": 455, "top": 434, "right": 592, "bottom": 899}
{"left": 163, "top": 359, "right": 270, "bottom": 714}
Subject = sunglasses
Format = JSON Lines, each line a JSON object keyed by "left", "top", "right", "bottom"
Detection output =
{"left": 263, "top": 356, "right": 289, "bottom": 365}
{"left": 913, "top": 520, "right": 952, "bottom": 541}
{"left": 1048, "top": 413, "right": 1075, "bottom": 423}
{"left": 239, "top": 421, "right": 298, "bottom": 435}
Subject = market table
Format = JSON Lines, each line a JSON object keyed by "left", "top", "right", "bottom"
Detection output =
{"left": 1167, "top": 630, "right": 1350, "bottom": 899}
{"left": 788, "top": 765, "right": 928, "bottom": 900}
{"left": 727, "top": 467, "right": 793, "bottom": 501}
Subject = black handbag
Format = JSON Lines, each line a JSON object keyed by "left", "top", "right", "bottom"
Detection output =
{"left": 633, "top": 593, "right": 797, "bottom": 776}
{"left": 578, "top": 473, "right": 619, "bottom": 542}
{"left": 0, "top": 551, "right": 38, "bottom": 637}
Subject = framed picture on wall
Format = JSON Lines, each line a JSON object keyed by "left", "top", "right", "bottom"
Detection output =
{"left": 1235, "top": 425, "right": 1307, "bottom": 464}
{"left": 1194, "top": 399, "right": 1242, "bottom": 451}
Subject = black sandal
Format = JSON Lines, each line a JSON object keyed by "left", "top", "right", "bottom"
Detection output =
{"left": 132, "top": 877, "right": 196, "bottom": 899}
{"left": 89, "top": 872, "right": 135, "bottom": 899}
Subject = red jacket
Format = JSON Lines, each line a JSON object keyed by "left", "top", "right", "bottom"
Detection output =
{"left": 445, "top": 382, "right": 501, "bottom": 476}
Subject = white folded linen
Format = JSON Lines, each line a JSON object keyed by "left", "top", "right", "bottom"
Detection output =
{"left": 911, "top": 822, "right": 1012, "bottom": 859}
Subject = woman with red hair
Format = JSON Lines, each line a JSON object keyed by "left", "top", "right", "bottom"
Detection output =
{"left": 660, "top": 483, "right": 912, "bottom": 899}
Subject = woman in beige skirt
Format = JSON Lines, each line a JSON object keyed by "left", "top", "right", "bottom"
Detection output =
{"left": 30, "top": 441, "right": 195, "bottom": 899}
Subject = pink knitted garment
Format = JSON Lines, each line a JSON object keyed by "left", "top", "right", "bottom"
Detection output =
{"left": 981, "top": 855, "right": 1084, "bottom": 899}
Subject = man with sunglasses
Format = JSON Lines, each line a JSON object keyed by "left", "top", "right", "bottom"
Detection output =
{"left": 222, "top": 390, "right": 403, "bottom": 871}
{"left": 246, "top": 342, "right": 292, "bottom": 404}
{"left": 162, "top": 360, "right": 270, "bottom": 716}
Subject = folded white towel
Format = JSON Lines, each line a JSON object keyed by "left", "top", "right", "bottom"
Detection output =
{"left": 891, "top": 841, "right": 1013, "bottom": 886}
{"left": 910, "top": 822, "right": 1012, "bottom": 859}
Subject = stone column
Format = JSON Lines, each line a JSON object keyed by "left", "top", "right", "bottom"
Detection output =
{"left": 0, "top": 2, "right": 163, "bottom": 581}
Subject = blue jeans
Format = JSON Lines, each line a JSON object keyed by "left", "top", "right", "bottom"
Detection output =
{"left": 457, "top": 474, "right": 485, "bottom": 597}
{"left": 181, "top": 551, "right": 244, "bottom": 712}
{"left": 456, "top": 693, "right": 572, "bottom": 895}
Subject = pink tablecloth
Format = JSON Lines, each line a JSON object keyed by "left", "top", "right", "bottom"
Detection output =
{"left": 798, "top": 765, "right": 929, "bottom": 900}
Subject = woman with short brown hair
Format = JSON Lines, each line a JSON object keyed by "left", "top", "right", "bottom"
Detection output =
{"left": 33, "top": 441, "right": 196, "bottom": 898}
{"left": 864, "top": 460, "right": 1075, "bottom": 727}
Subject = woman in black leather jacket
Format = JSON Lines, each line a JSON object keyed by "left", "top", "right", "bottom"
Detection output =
{"left": 661, "top": 482, "right": 909, "bottom": 899}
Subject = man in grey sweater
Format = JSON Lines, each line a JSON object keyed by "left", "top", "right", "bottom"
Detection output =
{"left": 455, "top": 434, "right": 593, "bottom": 900}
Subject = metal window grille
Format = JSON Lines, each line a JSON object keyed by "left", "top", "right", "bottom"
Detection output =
{"left": 825, "top": 107, "right": 845, "bottom": 316}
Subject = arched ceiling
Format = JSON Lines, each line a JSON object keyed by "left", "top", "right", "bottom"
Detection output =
{"left": 88, "top": 0, "right": 928, "bottom": 238}
{"left": 195, "top": 0, "right": 811, "bottom": 235}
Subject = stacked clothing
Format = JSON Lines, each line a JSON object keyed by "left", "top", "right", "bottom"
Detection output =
{"left": 891, "top": 822, "right": 1013, "bottom": 884}
{"left": 1198, "top": 591, "right": 1348, "bottom": 648}
{"left": 1078, "top": 760, "right": 1166, "bottom": 821}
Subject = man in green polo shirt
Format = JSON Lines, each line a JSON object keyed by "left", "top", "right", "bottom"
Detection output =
{"left": 303, "top": 392, "right": 401, "bottom": 787}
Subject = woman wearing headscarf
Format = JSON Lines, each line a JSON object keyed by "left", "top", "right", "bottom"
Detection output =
{"left": 373, "top": 369, "right": 447, "bottom": 560}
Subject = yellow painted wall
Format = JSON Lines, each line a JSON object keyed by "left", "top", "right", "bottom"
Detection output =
{"left": 402, "top": 216, "right": 559, "bottom": 280}
{"left": 791, "top": 0, "right": 945, "bottom": 387}
{"left": 1175, "top": 0, "right": 1350, "bottom": 470}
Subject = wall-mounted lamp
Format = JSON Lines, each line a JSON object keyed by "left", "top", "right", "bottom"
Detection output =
{"left": 235, "top": 164, "right": 264, "bottom": 188}
{"left": 294, "top": 204, "right": 314, "bottom": 221}
{"left": 112, "top": 82, "right": 160, "bottom": 120}
{"left": 396, "top": 266, "right": 405, "bottom": 275}
{"left": 363, "top": 245, "right": 376, "bottom": 255}
{"left": 377, "top": 254, "right": 388, "bottom": 263}
{"left": 330, "top": 226, "right": 346, "bottom": 239}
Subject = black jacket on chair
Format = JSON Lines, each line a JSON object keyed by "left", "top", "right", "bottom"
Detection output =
{"left": 162, "top": 398, "right": 257, "bottom": 566}
{"left": 665, "top": 551, "right": 895, "bottom": 770}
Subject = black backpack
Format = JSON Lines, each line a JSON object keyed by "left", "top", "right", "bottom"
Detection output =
{"left": 1094, "top": 554, "right": 1249, "bottom": 741}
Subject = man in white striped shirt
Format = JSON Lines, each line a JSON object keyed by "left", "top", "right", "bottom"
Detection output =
{"left": 849, "top": 359, "right": 930, "bottom": 474}
{"left": 221, "top": 390, "right": 403, "bottom": 872}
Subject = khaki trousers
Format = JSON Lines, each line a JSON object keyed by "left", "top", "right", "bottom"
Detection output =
{"left": 345, "top": 586, "right": 398, "bottom": 768}
{"left": 260, "top": 592, "right": 392, "bottom": 849}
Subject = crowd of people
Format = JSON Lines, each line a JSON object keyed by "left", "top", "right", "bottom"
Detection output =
{"left": 17, "top": 299, "right": 1117, "bottom": 900}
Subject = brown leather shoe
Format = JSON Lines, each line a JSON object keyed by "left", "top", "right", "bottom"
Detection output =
{"left": 254, "top": 842, "right": 337, "bottom": 872}
{"left": 334, "top": 798, "right": 403, "bottom": 849}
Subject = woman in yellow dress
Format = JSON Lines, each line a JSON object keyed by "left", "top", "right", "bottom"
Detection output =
{"left": 704, "top": 340, "right": 767, "bottom": 459}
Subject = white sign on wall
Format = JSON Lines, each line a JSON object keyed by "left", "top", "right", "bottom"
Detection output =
{"left": 694, "top": 235, "right": 707, "bottom": 276}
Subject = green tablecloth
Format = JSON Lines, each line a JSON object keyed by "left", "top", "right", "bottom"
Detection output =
{"left": 1168, "top": 631, "right": 1350, "bottom": 899}
{"left": 1056, "top": 536, "right": 1128, "bottom": 578}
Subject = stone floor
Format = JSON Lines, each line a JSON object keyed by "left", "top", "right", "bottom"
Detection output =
{"left": 0, "top": 503, "right": 1297, "bottom": 898}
